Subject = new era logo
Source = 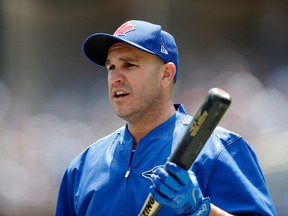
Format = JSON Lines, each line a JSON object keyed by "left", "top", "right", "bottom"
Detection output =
{"left": 161, "top": 45, "right": 168, "bottom": 55}
{"left": 113, "top": 22, "right": 136, "bottom": 36}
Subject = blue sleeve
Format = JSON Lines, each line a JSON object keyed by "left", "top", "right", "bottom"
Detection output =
{"left": 55, "top": 169, "right": 77, "bottom": 216}
{"left": 193, "top": 132, "right": 277, "bottom": 215}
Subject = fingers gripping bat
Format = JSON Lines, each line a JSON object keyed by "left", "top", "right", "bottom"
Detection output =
{"left": 138, "top": 87, "right": 231, "bottom": 216}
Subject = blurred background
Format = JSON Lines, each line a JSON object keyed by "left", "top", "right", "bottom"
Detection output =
{"left": 0, "top": 0, "right": 287, "bottom": 215}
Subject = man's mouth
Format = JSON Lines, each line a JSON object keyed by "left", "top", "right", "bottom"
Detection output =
{"left": 115, "top": 91, "right": 129, "bottom": 98}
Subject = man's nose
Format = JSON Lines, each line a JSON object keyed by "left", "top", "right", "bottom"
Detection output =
{"left": 108, "top": 69, "right": 124, "bottom": 84}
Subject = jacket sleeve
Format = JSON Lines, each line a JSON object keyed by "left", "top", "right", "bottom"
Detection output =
{"left": 193, "top": 133, "right": 277, "bottom": 215}
{"left": 55, "top": 169, "right": 77, "bottom": 216}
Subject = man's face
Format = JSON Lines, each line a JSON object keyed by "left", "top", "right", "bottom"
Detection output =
{"left": 106, "top": 42, "right": 165, "bottom": 123}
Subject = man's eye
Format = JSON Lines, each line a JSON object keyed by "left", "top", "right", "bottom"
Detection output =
{"left": 126, "top": 63, "right": 136, "bottom": 68}
{"left": 107, "top": 65, "right": 115, "bottom": 71}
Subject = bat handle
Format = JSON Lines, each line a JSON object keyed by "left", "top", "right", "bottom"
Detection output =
{"left": 138, "top": 193, "right": 162, "bottom": 216}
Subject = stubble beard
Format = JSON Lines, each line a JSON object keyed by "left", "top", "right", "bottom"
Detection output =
{"left": 113, "top": 86, "right": 164, "bottom": 125}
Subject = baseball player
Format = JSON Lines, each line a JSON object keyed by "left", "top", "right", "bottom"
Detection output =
{"left": 55, "top": 20, "right": 276, "bottom": 215}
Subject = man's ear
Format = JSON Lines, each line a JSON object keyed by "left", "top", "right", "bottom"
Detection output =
{"left": 161, "top": 62, "right": 176, "bottom": 88}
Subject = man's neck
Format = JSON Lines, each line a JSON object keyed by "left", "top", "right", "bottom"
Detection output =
{"left": 128, "top": 103, "right": 176, "bottom": 148}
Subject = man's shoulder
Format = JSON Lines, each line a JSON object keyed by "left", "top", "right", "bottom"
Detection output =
{"left": 201, "top": 126, "right": 248, "bottom": 161}
{"left": 212, "top": 126, "right": 243, "bottom": 145}
{"left": 92, "top": 126, "right": 126, "bottom": 146}
{"left": 68, "top": 126, "right": 126, "bottom": 168}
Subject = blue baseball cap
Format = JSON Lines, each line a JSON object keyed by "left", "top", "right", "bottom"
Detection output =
{"left": 83, "top": 20, "right": 179, "bottom": 82}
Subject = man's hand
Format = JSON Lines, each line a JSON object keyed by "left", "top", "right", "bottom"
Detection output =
{"left": 149, "top": 162, "right": 210, "bottom": 215}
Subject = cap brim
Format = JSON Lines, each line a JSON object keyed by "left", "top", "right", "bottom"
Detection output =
{"left": 83, "top": 33, "right": 155, "bottom": 66}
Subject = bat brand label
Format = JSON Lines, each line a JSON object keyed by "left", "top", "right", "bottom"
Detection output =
{"left": 190, "top": 111, "right": 208, "bottom": 136}
{"left": 139, "top": 195, "right": 156, "bottom": 216}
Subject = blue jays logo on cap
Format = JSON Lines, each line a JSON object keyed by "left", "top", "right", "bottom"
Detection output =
{"left": 113, "top": 22, "right": 136, "bottom": 36}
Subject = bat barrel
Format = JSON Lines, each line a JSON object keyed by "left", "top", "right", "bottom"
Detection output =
{"left": 208, "top": 87, "right": 231, "bottom": 105}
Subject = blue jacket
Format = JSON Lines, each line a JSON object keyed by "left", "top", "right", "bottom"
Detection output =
{"left": 56, "top": 104, "right": 276, "bottom": 215}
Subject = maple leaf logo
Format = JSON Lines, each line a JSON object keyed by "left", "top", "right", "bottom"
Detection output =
{"left": 113, "top": 22, "right": 136, "bottom": 36}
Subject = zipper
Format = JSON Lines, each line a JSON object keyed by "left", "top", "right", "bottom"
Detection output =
{"left": 125, "top": 167, "right": 131, "bottom": 178}
{"left": 125, "top": 148, "right": 136, "bottom": 178}
{"left": 123, "top": 145, "right": 135, "bottom": 214}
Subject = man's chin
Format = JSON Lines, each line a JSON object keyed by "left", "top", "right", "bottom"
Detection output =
{"left": 114, "top": 110, "right": 129, "bottom": 119}
{"left": 115, "top": 110, "right": 136, "bottom": 123}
